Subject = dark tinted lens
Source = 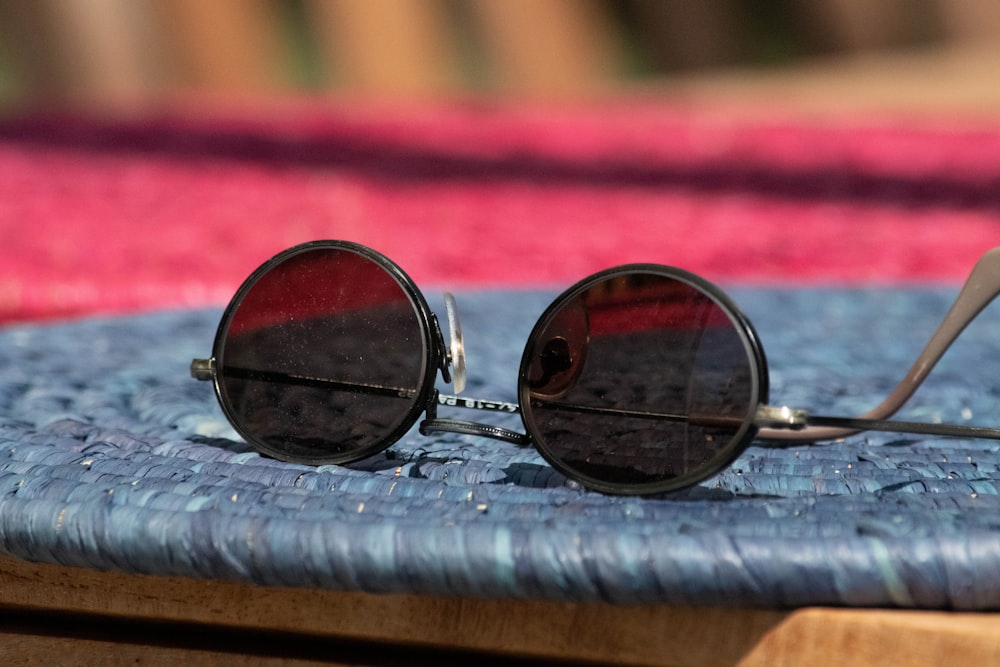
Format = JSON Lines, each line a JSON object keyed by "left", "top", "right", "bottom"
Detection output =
{"left": 215, "top": 245, "right": 431, "bottom": 463}
{"left": 519, "top": 269, "right": 764, "bottom": 494}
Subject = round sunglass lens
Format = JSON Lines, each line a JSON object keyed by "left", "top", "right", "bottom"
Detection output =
{"left": 519, "top": 268, "right": 765, "bottom": 494}
{"left": 214, "top": 244, "right": 432, "bottom": 464}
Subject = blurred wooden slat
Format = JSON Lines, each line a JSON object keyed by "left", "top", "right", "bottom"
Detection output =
{"left": 467, "top": 0, "right": 620, "bottom": 95}
{"left": 624, "top": 0, "right": 746, "bottom": 70}
{"left": 937, "top": 0, "right": 1000, "bottom": 43}
{"left": 155, "top": 0, "right": 287, "bottom": 94}
{"left": 795, "top": 0, "right": 936, "bottom": 53}
{"left": 305, "top": 0, "right": 462, "bottom": 97}
{"left": 816, "top": 0, "right": 915, "bottom": 51}
{"left": 4, "top": 0, "right": 1000, "bottom": 108}
{"left": 642, "top": 41, "right": 1000, "bottom": 118}
{"left": 0, "top": 0, "right": 156, "bottom": 107}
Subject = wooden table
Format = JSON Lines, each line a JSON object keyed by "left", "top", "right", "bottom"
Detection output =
{"left": 1, "top": 554, "right": 999, "bottom": 665}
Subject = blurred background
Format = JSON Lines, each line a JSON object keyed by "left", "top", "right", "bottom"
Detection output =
{"left": 0, "top": 0, "right": 999, "bottom": 115}
{"left": 1, "top": 0, "right": 998, "bottom": 322}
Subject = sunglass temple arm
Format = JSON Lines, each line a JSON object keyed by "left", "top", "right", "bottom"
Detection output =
{"left": 757, "top": 246, "right": 1000, "bottom": 443}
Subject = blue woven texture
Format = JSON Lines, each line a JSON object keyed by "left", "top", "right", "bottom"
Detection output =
{"left": 2, "top": 288, "right": 1000, "bottom": 609}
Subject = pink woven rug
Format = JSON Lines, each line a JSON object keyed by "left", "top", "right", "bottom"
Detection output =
{"left": 1, "top": 103, "right": 997, "bottom": 322}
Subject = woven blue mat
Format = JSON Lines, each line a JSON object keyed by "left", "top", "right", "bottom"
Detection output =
{"left": 2, "top": 288, "right": 1000, "bottom": 610}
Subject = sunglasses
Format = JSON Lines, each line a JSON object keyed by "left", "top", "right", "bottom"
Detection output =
{"left": 191, "top": 241, "right": 1000, "bottom": 495}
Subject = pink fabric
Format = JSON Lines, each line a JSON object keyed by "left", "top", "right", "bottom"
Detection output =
{"left": 1, "top": 103, "right": 997, "bottom": 322}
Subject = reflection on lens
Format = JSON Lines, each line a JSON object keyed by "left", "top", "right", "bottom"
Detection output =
{"left": 215, "top": 244, "right": 431, "bottom": 464}
{"left": 519, "top": 268, "right": 764, "bottom": 494}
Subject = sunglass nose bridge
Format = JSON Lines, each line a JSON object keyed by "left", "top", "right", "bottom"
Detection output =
{"left": 443, "top": 292, "right": 467, "bottom": 394}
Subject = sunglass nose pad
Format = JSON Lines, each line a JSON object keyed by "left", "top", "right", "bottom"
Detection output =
{"left": 443, "top": 292, "right": 467, "bottom": 394}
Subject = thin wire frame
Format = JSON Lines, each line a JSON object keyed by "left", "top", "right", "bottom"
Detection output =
{"left": 758, "top": 246, "right": 1000, "bottom": 442}
{"left": 516, "top": 264, "right": 769, "bottom": 495}
{"left": 206, "top": 241, "right": 445, "bottom": 465}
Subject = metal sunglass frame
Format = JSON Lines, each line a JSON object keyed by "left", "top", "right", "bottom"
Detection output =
{"left": 192, "top": 241, "right": 1000, "bottom": 495}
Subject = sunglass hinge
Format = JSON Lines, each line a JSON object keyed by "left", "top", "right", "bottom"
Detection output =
{"left": 755, "top": 405, "right": 809, "bottom": 430}
{"left": 190, "top": 357, "right": 216, "bottom": 382}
